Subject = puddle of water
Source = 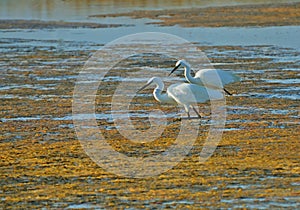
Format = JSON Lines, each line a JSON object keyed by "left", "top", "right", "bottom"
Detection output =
{"left": 247, "top": 92, "right": 300, "bottom": 100}
{"left": 58, "top": 124, "right": 74, "bottom": 129}
{"left": 1, "top": 116, "right": 43, "bottom": 122}
{"left": 226, "top": 183, "right": 262, "bottom": 189}
{"left": 264, "top": 79, "right": 300, "bottom": 84}
{"left": 161, "top": 200, "right": 195, "bottom": 207}
{"left": 33, "top": 75, "right": 78, "bottom": 81}
{"left": 0, "top": 84, "right": 55, "bottom": 91}
{"left": 223, "top": 127, "right": 243, "bottom": 131}
{"left": 291, "top": 182, "right": 300, "bottom": 186}
{"left": 273, "top": 87, "right": 300, "bottom": 92}
{"left": 227, "top": 106, "right": 298, "bottom": 115}
{"left": 0, "top": 94, "right": 71, "bottom": 100}
{"left": 66, "top": 203, "right": 102, "bottom": 209}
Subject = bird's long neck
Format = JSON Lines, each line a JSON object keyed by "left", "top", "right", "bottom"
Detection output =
{"left": 153, "top": 81, "right": 170, "bottom": 103}
{"left": 184, "top": 65, "right": 199, "bottom": 84}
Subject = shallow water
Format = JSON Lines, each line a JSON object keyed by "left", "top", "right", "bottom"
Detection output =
{"left": 1, "top": 37, "right": 299, "bottom": 120}
{"left": 2, "top": 25, "right": 300, "bottom": 49}
{"left": 2, "top": 0, "right": 300, "bottom": 21}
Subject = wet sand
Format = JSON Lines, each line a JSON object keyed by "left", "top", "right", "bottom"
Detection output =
{"left": 1, "top": 2, "right": 300, "bottom": 209}
{"left": 0, "top": 19, "right": 131, "bottom": 29}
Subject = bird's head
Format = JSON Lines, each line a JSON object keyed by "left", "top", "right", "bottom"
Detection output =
{"left": 169, "top": 59, "right": 190, "bottom": 76}
{"left": 137, "top": 77, "right": 162, "bottom": 92}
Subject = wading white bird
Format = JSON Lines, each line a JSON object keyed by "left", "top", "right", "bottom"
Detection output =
{"left": 169, "top": 60, "right": 241, "bottom": 95}
{"left": 138, "top": 77, "right": 224, "bottom": 119}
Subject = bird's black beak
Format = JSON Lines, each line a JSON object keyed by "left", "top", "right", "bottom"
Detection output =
{"left": 168, "top": 64, "right": 181, "bottom": 76}
{"left": 137, "top": 82, "right": 151, "bottom": 93}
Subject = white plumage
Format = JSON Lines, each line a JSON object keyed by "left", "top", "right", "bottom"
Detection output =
{"left": 169, "top": 60, "right": 241, "bottom": 95}
{"left": 138, "top": 77, "right": 224, "bottom": 118}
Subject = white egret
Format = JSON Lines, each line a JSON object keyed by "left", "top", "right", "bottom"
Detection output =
{"left": 138, "top": 77, "right": 224, "bottom": 119}
{"left": 169, "top": 60, "right": 241, "bottom": 95}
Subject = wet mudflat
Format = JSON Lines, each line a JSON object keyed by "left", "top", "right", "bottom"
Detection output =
{"left": 1, "top": 2, "right": 300, "bottom": 209}
{"left": 95, "top": 2, "right": 300, "bottom": 27}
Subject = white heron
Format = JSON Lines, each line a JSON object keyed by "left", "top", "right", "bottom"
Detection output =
{"left": 138, "top": 77, "right": 224, "bottom": 119}
{"left": 169, "top": 60, "right": 241, "bottom": 95}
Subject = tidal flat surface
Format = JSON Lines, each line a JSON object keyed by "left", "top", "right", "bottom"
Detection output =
{"left": 0, "top": 1, "right": 299, "bottom": 209}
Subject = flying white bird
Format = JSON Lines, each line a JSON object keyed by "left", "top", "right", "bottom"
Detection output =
{"left": 169, "top": 60, "right": 241, "bottom": 95}
{"left": 138, "top": 77, "right": 224, "bottom": 119}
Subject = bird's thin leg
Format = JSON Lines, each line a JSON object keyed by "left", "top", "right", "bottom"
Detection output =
{"left": 187, "top": 111, "right": 191, "bottom": 119}
{"left": 223, "top": 88, "right": 232, "bottom": 95}
{"left": 183, "top": 105, "right": 191, "bottom": 119}
{"left": 191, "top": 106, "right": 202, "bottom": 119}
